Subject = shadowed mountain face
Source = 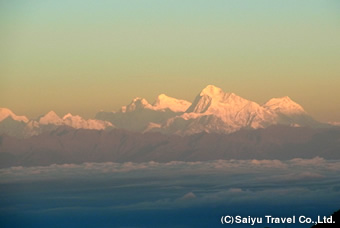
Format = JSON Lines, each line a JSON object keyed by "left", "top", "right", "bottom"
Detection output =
{"left": 1, "top": 126, "right": 339, "bottom": 168}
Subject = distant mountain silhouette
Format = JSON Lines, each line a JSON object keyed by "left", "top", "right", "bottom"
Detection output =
{"left": 1, "top": 125, "right": 339, "bottom": 168}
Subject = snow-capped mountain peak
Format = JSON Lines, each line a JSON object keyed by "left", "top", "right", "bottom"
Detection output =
{"left": 62, "top": 113, "right": 113, "bottom": 130}
{"left": 0, "top": 85, "right": 327, "bottom": 138}
{"left": 263, "top": 96, "right": 305, "bottom": 114}
{"left": 0, "top": 108, "right": 29, "bottom": 123}
{"left": 153, "top": 94, "right": 172, "bottom": 105}
{"left": 38, "top": 111, "right": 63, "bottom": 125}
{"left": 120, "top": 97, "right": 152, "bottom": 112}
{"left": 186, "top": 85, "right": 252, "bottom": 115}
{"left": 152, "top": 94, "right": 191, "bottom": 112}
{"left": 199, "top": 85, "right": 225, "bottom": 98}
{"left": 63, "top": 113, "right": 77, "bottom": 120}
{"left": 119, "top": 95, "right": 191, "bottom": 113}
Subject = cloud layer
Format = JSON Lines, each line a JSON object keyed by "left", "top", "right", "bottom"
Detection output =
{"left": 1, "top": 158, "right": 339, "bottom": 227}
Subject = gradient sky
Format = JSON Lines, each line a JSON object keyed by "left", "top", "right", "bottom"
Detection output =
{"left": 1, "top": 0, "right": 340, "bottom": 122}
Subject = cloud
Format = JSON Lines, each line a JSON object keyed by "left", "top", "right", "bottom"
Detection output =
{"left": 1, "top": 158, "right": 339, "bottom": 228}
{"left": 1, "top": 158, "right": 339, "bottom": 184}
{"left": 250, "top": 159, "right": 287, "bottom": 169}
{"left": 289, "top": 157, "right": 326, "bottom": 166}
{"left": 178, "top": 192, "right": 196, "bottom": 201}
{"left": 228, "top": 188, "right": 244, "bottom": 193}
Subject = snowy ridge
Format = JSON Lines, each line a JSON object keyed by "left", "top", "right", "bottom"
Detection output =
{"left": 62, "top": 113, "right": 113, "bottom": 130}
{"left": 0, "top": 85, "right": 329, "bottom": 138}
{"left": 0, "top": 108, "right": 28, "bottom": 123}
{"left": 263, "top": 96, "right": 305, "bottom": 115}
{"left": 146, "top": 85, "right": 323, "bottom": 135}
{"left": 120, "top": 94, "right": 191, "bottom": 113}
{"left": 120, "top": 97, "right": 152, "bottom": 112}
{"left": 152, "top": 94, "right": 191, "bottom": 112}
{"left": 0, "top": 109, "right": 114, "bottom": 138}
{"left": 38, "top": 111, "right": 63, "bottom": 125}
{"left": 95, "top": 94, "right": 190, "bottom": 132}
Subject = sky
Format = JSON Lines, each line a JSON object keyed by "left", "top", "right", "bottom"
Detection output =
{"left": 1, "top": 0, "right": 340, "bottom": 122}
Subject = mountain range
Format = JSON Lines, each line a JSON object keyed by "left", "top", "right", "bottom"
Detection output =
{"left": 1, "top": 85, "right": 339, "bottom": 167}
{"left": 1, "top": 125, "right": 339, "bottom": 168}
{"left": 0, "top": 85, "right": 331, "bottom": 138}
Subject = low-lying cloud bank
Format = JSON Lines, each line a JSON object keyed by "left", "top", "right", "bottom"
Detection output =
{"left": 1, "top": 158, "right": 339, "bottom": 227}
{"left": 1, "top": 157, "right": 339, "bottom": 183}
